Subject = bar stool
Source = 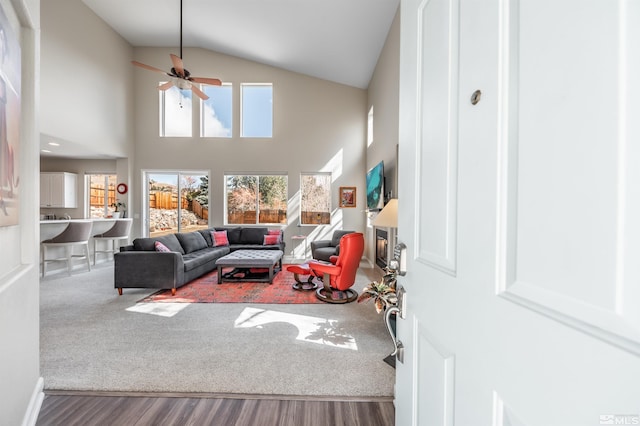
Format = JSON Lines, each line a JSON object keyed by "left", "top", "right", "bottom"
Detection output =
{"left": 93, "top": 218, "right": 132, "bottom": 264}
{"left": 41, "top": 221, "right": 93, "bottom": 276}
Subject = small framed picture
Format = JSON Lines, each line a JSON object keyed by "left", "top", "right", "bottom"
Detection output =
{"left": 339, "top": 186, "right": 357, "bottom": 208}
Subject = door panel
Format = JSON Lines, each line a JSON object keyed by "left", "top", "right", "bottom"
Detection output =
{"left": 397, "top": 0, "right": 640, "bottom": 424}
{"left": 498, "top": 0, "right": 640, "bottom": 354}
{"left": 416, "top": 327, "right": 455, "bottom": 426}
{"left": 416, "top": 0, "right": 459, "bottom": 275}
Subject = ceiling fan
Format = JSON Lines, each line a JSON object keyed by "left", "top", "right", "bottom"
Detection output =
{"left": 131, "top": 0, "right": 221, "bottom": 100}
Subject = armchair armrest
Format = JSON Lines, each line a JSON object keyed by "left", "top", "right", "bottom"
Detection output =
{"left": 310, "top": 239, "right": 332, "bottom": 259}
{"left": 310, "top": 240, "right": 331, "bottom": 250}
{"left": 115, "top": 251, "right": 185, "bottom": 290}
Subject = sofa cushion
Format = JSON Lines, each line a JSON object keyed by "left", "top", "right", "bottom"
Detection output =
{"left": 240, "top": 227, "right": 268, "bottom": 245}
{"left": 133, "top": 234, "right": 185, "bottom": 254}
{"left": 176, "top": 231, "right": 208, "bottom": 254}
{"left": 198, "top": 229, "right": 214, "bottom": 247}
{"left": 215, "top": 227, "right": 242, "bottom": 245}
{"left": 183, "top": 246, "right": 229, "bottom": 271}
{"left": 212, "top": 230, "right": 230, "bottom": 247}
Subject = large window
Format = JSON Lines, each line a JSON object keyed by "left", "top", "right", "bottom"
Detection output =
{"left": 225, "top": 174, "right": 287, "bottom": 224}
{"left": 241, "top": 83, "right": 273, "bottom": 138}
{"left": 145, "top": 171, "right": 209, "bottom": 237}
{"left": 201, "top": 84, "right": 232, "bottom": 137}
{"left": 160, "top": 84, "right": 192, "bottom": 137}
{"left": 158, "top": 82, "right": 273, "bottom": 138}
{"left": 300, "top": 173, "right": 331, "bottom": 225}
{"left": 367, "top": 106, "right": 374, "bottom": 147}
{"left": 87, "top": 174, "right": 117, "bottom": 218}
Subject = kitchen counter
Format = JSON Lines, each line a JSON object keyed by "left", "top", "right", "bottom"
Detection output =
{"left": 40, "top": 218, "right": 121, "bottom": 242}
{"left": 40, "top": 218, "right": 133, "bottom": 272}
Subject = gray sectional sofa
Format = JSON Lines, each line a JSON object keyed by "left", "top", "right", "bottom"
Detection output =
{"left": 114, "top": 227, "right": 285, "bottom": 295}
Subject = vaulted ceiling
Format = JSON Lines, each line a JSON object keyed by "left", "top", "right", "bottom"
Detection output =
{"left": 82, "top": 0, "right": 400, "bottom": 89}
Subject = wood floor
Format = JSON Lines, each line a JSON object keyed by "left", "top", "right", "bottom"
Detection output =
{"left": 36, "top": 391, "right": 395, "bottom": 426}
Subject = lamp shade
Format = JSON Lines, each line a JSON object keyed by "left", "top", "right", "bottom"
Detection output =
{"left": 372, "top": 198, "right": 398, "bottom": 228}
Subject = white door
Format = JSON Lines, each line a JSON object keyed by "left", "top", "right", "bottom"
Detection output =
{"left": 395, "top": 1, "right": 640, "bottom": 425}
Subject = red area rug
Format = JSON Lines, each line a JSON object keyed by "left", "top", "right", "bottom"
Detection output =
{"left": 139, "top": 266, "right": 324, "bottom": 304}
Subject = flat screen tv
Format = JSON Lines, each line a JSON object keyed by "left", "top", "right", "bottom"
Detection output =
{"left": 366, "top": 160, "right": 384, "bottom": 210}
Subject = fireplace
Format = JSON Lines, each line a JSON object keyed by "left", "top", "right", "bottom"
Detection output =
{"left": 375, "top": 228, "right": 388, "bottom": 269}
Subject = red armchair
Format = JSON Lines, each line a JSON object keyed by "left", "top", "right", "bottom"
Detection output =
{"left": 308, "top": 232, "right": 364, "bottom": 303}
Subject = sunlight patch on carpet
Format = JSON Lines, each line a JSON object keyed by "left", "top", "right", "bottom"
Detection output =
{"left": 127, "top": 302, "right": 190, "bottom": 317}
{"left": 234, "top": 307, "right": 358, "bottom": 350}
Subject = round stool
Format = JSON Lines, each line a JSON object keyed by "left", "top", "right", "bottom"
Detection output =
{"left": 286, "top": 263, "right": 319, "bottom": 291}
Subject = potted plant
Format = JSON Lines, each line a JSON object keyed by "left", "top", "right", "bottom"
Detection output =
{"left": 111, "top": 200, "right": 126, "bottom": 218}
{"left": 357, "top": 267, "right": 398, "bottom": 313}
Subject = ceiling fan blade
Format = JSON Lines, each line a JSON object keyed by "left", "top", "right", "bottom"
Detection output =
{"left": 131, "top": 61, "right": 168, "bottom": 75}
{"left": 158, "top": 81, "right": 174, "bottom": 91}
{"left": 190, "top": 77, "right": 222, "bottom": 86}
{"left": 190, "top": 83, "right": 209, "bottom": 100}
{"left": 170, "top": 54, "right": 185, "bottom": 78}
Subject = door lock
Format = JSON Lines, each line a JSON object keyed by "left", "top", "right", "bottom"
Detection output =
{"left": 471, "top": 89, "right": 482, "bottom": 105}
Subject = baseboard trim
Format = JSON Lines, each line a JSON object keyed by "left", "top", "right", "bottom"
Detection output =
{"left": 22, "top": 377, "right": 44, "bottom": 426}
{"left": 43, "top": 389, "right": 394, "bottom": 403}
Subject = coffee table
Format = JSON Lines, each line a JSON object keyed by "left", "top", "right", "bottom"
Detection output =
{"left": 215, "top": 249, "right": 284, "bottom": 284}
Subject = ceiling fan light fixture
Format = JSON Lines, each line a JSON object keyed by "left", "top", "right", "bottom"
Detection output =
{"left": 173, "top": 78, "right": 191, "bottom": 90}
{"left": 130, "top": 0, "right": 217, "bottom": 101}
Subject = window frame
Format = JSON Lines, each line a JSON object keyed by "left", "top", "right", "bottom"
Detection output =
{"left": 367, "top": 106, "right": 374, "bottom": 147}
{"left": 143, "top": 170, "right": 210, "bottom": 237}
{"left": 200, "top": 83, "right": 233, "bottom": 138}
{"left": 299, "top": 172, "right": 332, "bottom": 225}
{"left": 240, "top": 83, "right": 273, "bottom": 138}
{"left": 159, "top": 82, "right": 193, "bottom": 137}
{"left": 86, "top": 173, "right": 117, "bottom": 218}
{"left": 224, "top": 173, "right": 288, "bottom": 225}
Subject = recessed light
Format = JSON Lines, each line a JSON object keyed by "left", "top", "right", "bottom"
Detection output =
{"left": 41, "top": 149, "right": 51, "bottom": 153}
{"left": 48, "top": 142, "right": 60, "bottom": 146}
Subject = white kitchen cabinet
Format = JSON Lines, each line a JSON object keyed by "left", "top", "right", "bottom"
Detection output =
{"left": 40, "top": 172, "right": 77, "bottom": 208}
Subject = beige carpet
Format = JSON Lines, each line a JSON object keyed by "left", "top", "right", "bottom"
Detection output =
{"left": 40, "top": 262, "right": 396, "bottom": 397}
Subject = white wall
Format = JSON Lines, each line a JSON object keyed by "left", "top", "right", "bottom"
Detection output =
{"left": 0, "top": 0, "right": 42, "bottom": 424}
{"left": 39, "top": 0, "right": 135, "bottom": 242}
{"left": 131, "top": 47, "right": 368, "bottom": 248}
{"left": 366, "top": 8, "right": 400, "bottom": 264}
{"left": 40, "top": 0, "right": 134, "bottom": 159}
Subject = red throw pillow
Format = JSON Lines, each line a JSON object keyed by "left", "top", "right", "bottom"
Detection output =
{"left": 154, "top": 241, "right": 171, "bottom": 252}
{"left": 267, "top": 229, "right": 283, "bottom": 243}
{"left": 263, "top": 234, "right": 279, "bottom": 245}
{"left": 212, "top": 230, "right": 229, "bottom": 247}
